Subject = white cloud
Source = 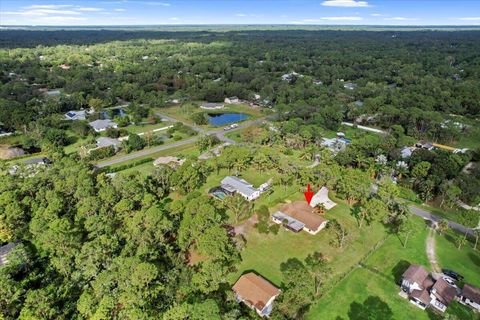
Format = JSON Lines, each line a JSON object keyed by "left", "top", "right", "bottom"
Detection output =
{"left": 24, "top": 5, "right": 74, "bottom": 9}
{"left": 169, "top": 17, "right": 179, "bottom": 20}
{"left": 371, "top": 13, "right": 383, "bottom": 17}
{"left": 384, "top": 17, "right": 416, "bottom": 21}
{"left": 321, "top": 0, "right": 370, "bottom": 7}
{"left": 76, "top": 7, "right": 104, "bottom": 12}
{"left": 457, "top": 17, "right": 480, "bottom": 21}
{"left": 236, "top": 13, "right": 247, "bottom": 17}
{"left": 4, "top": 9, "right": 82, "bottom": 16}
{"left": 114, "top": 8, "right": 126, "bottom": 12}
{"left": 33, "top": 16, "right": 88, "bottom": 22}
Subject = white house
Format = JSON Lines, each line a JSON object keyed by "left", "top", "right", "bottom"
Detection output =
{"left": 233, "top": 273, "right": 280, "bottom": 317}
{"left": 200, "top": 102, "right": 224, "bottom": 110}
{"left": 221, "top": 176, "right": 260, "bottom": 201}
{"left": 224, "top": 96, "right": 240, "bottom": 104}
{"left": 88, "top": 119, "right": 118, "bottom": 132}
{"left": 429, "top": 278, "right": 457, "bottom": 313}
{"left": 310, "top": 186, "right": 337, "bottom": 210}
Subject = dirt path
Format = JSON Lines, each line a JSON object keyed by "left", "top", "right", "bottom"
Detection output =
{"left": 426, "top": 228, "right": 441, "bottom": 273}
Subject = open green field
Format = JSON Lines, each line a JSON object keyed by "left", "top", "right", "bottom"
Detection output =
{"left": 230, "top": 204, "right": 387, "bottom": 287}
{"left": 156, "top": 102, "right": 264, "bottom": 129}
{"left": 306, "top": 216, "right": 480, "bottom": 319}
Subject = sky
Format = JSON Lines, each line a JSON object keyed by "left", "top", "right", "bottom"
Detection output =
{"left": 1, "top": 0, "right": 480, "bottom": 26}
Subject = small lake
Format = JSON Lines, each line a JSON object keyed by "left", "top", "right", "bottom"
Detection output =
{"left": 208, "top": 113, "right": 249, "bottom": 126}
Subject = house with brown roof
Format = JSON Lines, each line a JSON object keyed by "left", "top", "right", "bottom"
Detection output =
{"left": 400, "top": 264, "right": 459, "bottom": 313}
{"left": 459, "top": 284, "right": 480, "bottom": 311}
{"left": 232, "top": 272, "right": 280, "bottom": 317}
{"left": 272, "top": 201, "right": 328, "bottom": 235}
{"left": 401, "top": 264, "right": 433, "bottom": 310}
{"left": 429, "top": 278, "right": 457, "bottom": 312}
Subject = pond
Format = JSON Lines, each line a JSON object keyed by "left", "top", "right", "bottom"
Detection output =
{"left": 208, "top": 113, "right": 249, "bottom": 126}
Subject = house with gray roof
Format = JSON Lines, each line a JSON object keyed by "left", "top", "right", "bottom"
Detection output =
{"left": 343, "top": 82, "right": 357, "bottom": 90}
{"left": 201, "top": 102, "right": 224, "bottom": 110}
{"left": 89, "top": 119, "right": 118, "bottom": 132}
{"left": 0, "top": 243, "right": 18, "bottom": 267}
{"left": 96, "top": 137, "right": 121, "bottom": 150}
{"left": 221, "top": 176, "right": 260, "bottom": 201}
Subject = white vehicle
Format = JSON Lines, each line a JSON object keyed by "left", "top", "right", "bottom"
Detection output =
{"left": 442, "top": 276, "right": 458, "bottom": 288}
{"left": 230, "top": 123, "right": 238, "bottom": 129}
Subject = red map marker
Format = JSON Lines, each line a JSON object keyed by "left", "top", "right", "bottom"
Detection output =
{"left": 304, "top": 184, "right": 314, "bottom": 205}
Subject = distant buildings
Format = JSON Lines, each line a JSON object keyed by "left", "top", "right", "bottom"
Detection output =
{"left": 0, "top": 243, "right": 18, "bottom": 267}
{"left": 401, "top": 147, "right": 413, "bottom": 159}
{"left": 89, "top": 119, "right": 118, "bottom": 132}
{"left": 321, "top": 133, "right": 351, "bottom": 154}
{"left": 200, "top": 102, "right": 224, "bottom": 110}
{"left": 281, "top": 71, "right": 302, "bottom": 82}
{"left": 59, "top": 64, "right": 71, "bottom": 70}
{"left": 232, "top": 272, "right": 280, "bottom": 317}
{"left": 153, "top": 156, "right": 185, "bottom": 169}
{"left": 95, "top": 137, "right": 121, "bottom": 150}
{"left": 343, "top": 82, "right": 357, "bottom": 90}
{"left": 65, "top": 110, "right": 86, "bottom": 121}
{"left": 224, "top": 96, "right": 240, "bottom": 104}
{"left": 416, "top": 140, "right": 435, "bottom": 151}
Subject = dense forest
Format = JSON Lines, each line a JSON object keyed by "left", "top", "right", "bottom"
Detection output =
{"left": 1, "top": 29, "right": 480, "bottom": 319}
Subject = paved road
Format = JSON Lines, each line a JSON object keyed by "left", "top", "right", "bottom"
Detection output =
{"left": 96, "top": 115, "right": 266, "bottom": 168}
{"left": 96, "top": 136, "right": 199, "bottom": 168}
{"left": 409, "top": 205, "right": 475, "bottom": 236}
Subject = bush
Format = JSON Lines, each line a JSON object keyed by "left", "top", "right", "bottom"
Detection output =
{"left": 101, "top": 157, "right": 153, "bottom": 173}
{"left": 88, "top": 146, "right": 115, "bottom": 160}
{"left": 255, "top": 221, "right": 270, "bottom": 234}
{"left": 191, "top": 112, "right": 208, "bottom": 125}
{"left": 398, "top": 186, "right": 421, "bottom": 203}
{"left": 269, "top": 224, "right": 280, "bottom": 235}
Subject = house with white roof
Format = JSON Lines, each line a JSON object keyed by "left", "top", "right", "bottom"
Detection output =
{"left": 221, "top": 176, "right": 261, "bottom": 201}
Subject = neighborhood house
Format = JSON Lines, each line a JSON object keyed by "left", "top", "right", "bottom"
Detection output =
{"left": 224, "top": 96, "right": 240, "bottom": 104}
{"left": 0, "top": 243, "right": 18, "bottom": 267}
{"left": 220, "top": 176, "right": 261, "bottom": 201}
{"left": 200, "top": 102, "right": 224, "bottom": 110}
{"left": 272, "top": 201, "right": 328, "bottom": 235}
{"left": 232, "top": 272, "right": 280, "bottom": 317}
{"left": 65, "top": 110, "right": 86, "bottom": 121}
{"left": 95, "top": 137, "right": 121, "bottom": 151}
{"left": 400, "top": 264, "right": 457, "bottom": 313}
{"left": 459, "top": 284, "right": 480, "bottom": 311}
{"left": 89, "top": 119, "right": 118, "bottom": 132}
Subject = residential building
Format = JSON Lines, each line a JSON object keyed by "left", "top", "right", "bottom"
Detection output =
{"left": 232, "top": 272, "right": 280, "bottom": 317}
{"left": 400, "top": 265, "right": 458, "bottom": 313}
{"left": 321, "top": 136, "right": 350, "bottom": 154}
{"left": 225, "top": 96, "right": 240, "bottom": 104}
{"left": 89, "top": 119, "right": 118, "bottom": 132}
{"left": 343, "top": 82, "right": 357, "bottom": 90}
{"left": 200, "top": 102, "right": 224, "bottom": 110}
{"left": 416, "top": 140, "right": 435, "bottom": 151}
{"left": 221, "top": 176, "right": 260, "bottom": 201}
{"left": 24, "top": 157, "right": 51, "bottom": 166}
{"left": 401, "top": 147, "right": 413, "bottom": 159}
{"left": 272, "top": 201, "right": 328, "bottom": 235}
{"left": 310, "top": 186, "right": 337, "bottom": 210}
{"left": 459, "top": 284, "right": 480, "bottom": 311}
{"left": 429, "top": 278, "right": 457, "bottom": 313}
{"left": 65, "top": 110, "right": 86, "bottom": 121}
{"left": 95, "top": 137, "right": 121, "bottom": 151}
{"left": 0, "top": 243, "right": 18, "bottom": 267}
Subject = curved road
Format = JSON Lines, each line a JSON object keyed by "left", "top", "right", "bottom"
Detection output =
{"left": 409, "top": 205, "right": 475, "bottom": 236}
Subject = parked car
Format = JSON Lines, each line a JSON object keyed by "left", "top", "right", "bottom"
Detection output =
{"left": 230, "top": 123, "right": 238, "bottom": 129}
{"left": 442, "top": 276, "right": 458, "bottom": 288}
{"left": 442, "top": 269, "right": 464, "bottom": 281}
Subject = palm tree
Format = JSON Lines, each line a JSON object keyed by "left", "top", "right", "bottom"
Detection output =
{"left": 313, "top": 203, "right": 326, "bottom": 215}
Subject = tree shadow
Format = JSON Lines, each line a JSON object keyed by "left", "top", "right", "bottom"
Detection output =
{"left": 348, "top": 296, "right": 393, "bottom": 320}
{"left": 468, "top": 252, "right": 480, "bottom": 268}
{"left": 392, "top": 260, "right": 410, "bottom": 285}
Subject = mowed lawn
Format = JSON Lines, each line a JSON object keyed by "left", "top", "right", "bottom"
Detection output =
{"left": 436, "top": 231, "right": 480, "bottom": 288}
{"left": 230, "top": 201, "right": 387, "bottom": 287}
{"left": 306, "top": 217, "right": 479, "bottom": 319}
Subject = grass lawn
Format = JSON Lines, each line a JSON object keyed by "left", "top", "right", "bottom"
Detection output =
{"left": 306, "top": 216, "right": 479, "bottom": 319}
{"left": 230, "top": 198, "right": 387, "bottom": 287}
{"left": 124, "top": 121, "right": 173, "bottom": 134}
{"left": 436, "top": 231, "right": 480, "bottom": 288}
{"left": 109, "top": 142, "right": 199, "bottom": 175}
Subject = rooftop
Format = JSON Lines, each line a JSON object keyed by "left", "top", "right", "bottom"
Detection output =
{"left": 0, "top": 243, "right": 18, "bottom": 267}
{"left": 462, "top": 284, "right": 480, "bottom": 304}
{"left": 279, "top": 201, "right": 327, "bottom": 231}
{"left": 221, "top": 176, "right": 258, "bottom": 198}
{"left": 402, "top": 264, "right": 429, "bottom": 285}
{"left": 233, "top": 272, "right": 280, "bottom": 312}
